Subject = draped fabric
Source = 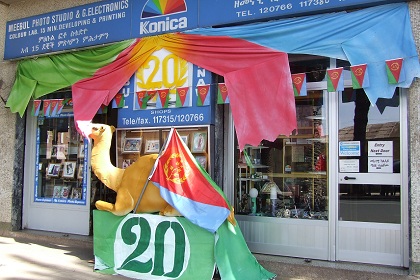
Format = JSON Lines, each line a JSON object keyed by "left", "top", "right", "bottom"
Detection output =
{"left": 5, "top": 3, "right": 420, "bottom": 149}
{"left": 73, "top": 34, "right": 295, "bottom": 150}
{"left": 186, "top": 3, "right": 420, "bottom": 105}
{"left": 6, "top": 40, "right": 134, "bottom": 116}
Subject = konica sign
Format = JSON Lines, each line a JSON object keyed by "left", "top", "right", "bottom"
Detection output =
{"left": 4, "top": 0, "right": 403, "bottom": 60}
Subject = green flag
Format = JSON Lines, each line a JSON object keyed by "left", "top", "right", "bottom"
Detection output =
{"left": 215, "top": 220, "right": 276, "bottom": 280}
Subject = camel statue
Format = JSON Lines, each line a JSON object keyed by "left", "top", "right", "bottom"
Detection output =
{"left": 89, "top": 123, "right": 180, "bottom": 216}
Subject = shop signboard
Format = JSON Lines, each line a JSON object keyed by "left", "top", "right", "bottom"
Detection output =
{"left": 4, "top": 0, "right": 199, "bottom": 60}
{"left": 117, "top": 49, "right": 213, "bottom": 128}
{"left": 199, "top": 0, "right": 406, "bottom": 26}
{"left": 4, "top": 0, "right": 403, "bottom": 60}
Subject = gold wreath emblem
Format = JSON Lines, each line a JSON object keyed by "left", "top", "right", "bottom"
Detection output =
{"left": 137, "top": 92, "right": 145, "bottom": 98}
{"left": 199, "top": 88, "right": 207, "bottom": 95}
{"left": 220, "top": 85, "right": 228, "bottom": 93}
{"left": 293, "top": 77, "right": 302, "bottom": 84}
{"left": 354, "top": 68, "right": 363, "bottom": 76}
{"left": 179, "top": 89, "right": 186, "bottom": 96}
{"left": 163, "top": 153, "right": 189, "bottom": 184}
{"left": 160, "top": 91, "right": 167, "bottom": 98}
{"left": 331, "top": 72, "right": 339, "bottom": 79}
{"left": 390, "top": 62, "right": 400, "bottom": 71}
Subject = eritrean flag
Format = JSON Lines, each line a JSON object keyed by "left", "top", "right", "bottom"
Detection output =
{"left": 196, "top": 85, "right": 210, "bottom": 106}
{"left": 157, "top": 89, "right": 170, "bottom": 108}
{"left": 150, "top": 128, "right": 230, "bottom": 233}
{"left": 32, "top": 100, "right": 41, "bottom": 116}
{"left": 327, "top": 67, "right": 344, "bottom": 92}
{"left": 43, "top": 99, "right": 51, "bottom": 116}
{"left": 112, "top": 93, "right": 125, "bottom": 108}
{"left": 136, "top": 90, "right": 155, "bottom": 109}
{"left": 291, "top": 73, "right": 307, "bottom": 96}
{"left": 50, "top": 99, "right": 59, "bottom": 116}
{"left": 386, "top": 58, "right": 405, "bottom": 84}
{"left": 350, "top": 64, "right": 369, "bottom": 89}
{"left": 97, "top": 104, "right": 108, "bottom": 114}
{"left": 217, "top": 83, "right": 230, "bottom": 104}
{"left": 176, "top": 87, "right": 190, "bottom": 107}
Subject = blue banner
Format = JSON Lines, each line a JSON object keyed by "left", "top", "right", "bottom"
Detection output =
{"left": 199, "top": 0, "right": 405, "bottom": 27}
{"left": 4, "top": 0, "right": 198, "bottom": 60}
{"left": 4, "top": 0, "right": 402, "bottom": 60}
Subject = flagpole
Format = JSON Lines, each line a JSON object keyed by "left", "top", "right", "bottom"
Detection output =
{"left": 132, "top": 127, "right": 175, "bottom": 213}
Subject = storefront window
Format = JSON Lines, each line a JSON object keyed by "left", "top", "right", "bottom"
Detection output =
{"left": 35, "top": 113, "right": 88, "bottom": 205}
{"left": 115, "top": 126, "right": 210, "bottom": 171}
{"left": 235, "top": 90, "right": 328, "bottom": 220}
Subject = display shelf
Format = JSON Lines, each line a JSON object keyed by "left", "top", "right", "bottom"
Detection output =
{"left": 235, "top": 90, "right": 328, "bottom": 220}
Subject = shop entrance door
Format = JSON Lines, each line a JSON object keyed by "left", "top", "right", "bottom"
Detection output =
{"left": 336, "top": 88, "right": 406, "bottom": 266}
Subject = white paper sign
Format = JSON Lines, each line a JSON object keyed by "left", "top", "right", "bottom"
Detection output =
{"left": 339, "top": 159, "right": 359, "bottom": 172}
{"left": 368, "top": 157, "right": 393, "bottom": 173}
{"left": 368, "top": 141, "right": 393, "bottom": 157}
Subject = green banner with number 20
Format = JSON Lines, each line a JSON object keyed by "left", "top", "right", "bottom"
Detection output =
{"left": 93, "top": 210, "right": 216, "bottom": 279}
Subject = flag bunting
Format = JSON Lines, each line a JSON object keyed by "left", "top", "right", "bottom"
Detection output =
{"left": 350, "top": 64, "right": 369, "bottom": 89}
{"left": 217, "top": 83, "right": 230, "bottom": 104}
{"left": 327, "top": 67, "right": 344, "bottom": 92}
{"left": 386, "top": 58, "right": 405, "bottom": 84}
{"left": 291, "top": 73, "right": 307, "bottom": 96}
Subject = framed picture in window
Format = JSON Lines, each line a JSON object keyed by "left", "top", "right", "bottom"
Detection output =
{"left": 192, "top": 132, "right": 207, "bottom": 153}
{"left": 180, "top": 135, "right": 189, "bottom": 146}
{"left": 195, "top": 156, "right": 207, "bottom": 170}
{"left": 62, "top": 161, "right": 76, "bottom": 178}
{"left": 122, "top": 138, "right": 142, "bottom": 153}
{"left": 145, "top": 139, "right": 160, "bottom": 153}
{"left": 77, "top": 165, "right": 84, "bottom": 179}
{"left": 47, "top": 163, "right": 61, "bottom": 177}
{"left": 78, "top": 145, "right": 85, "bottom": 158}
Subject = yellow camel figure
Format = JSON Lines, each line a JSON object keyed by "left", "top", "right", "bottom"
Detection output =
{"left": 89, "top": 123, "right": 180, "bottom": 216}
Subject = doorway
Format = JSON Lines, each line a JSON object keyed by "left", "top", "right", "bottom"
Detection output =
{"left": 336, "top": 88, "right": 407, "bottom": 266}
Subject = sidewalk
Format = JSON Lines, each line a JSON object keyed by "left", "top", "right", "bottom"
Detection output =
{"left": 0, "top": 229, "right": 419, "bottom": 280}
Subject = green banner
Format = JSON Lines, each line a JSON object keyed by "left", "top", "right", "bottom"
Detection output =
{"left": 93, "top": 210, "right": 215, "bottom": 279}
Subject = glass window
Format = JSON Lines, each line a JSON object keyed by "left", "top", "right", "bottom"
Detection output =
{"left": 235, "top": 90, "right": 329, "bottom": 220}
{"left": 35, "top": 115, "right": 88, "bottom": 204}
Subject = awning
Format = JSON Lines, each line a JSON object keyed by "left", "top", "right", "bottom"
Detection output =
{"left": 6, "top": 3, "right": 419, "bottom": 150}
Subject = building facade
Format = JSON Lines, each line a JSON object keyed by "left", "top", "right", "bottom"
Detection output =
{"left": 0, "top": 0, "right": 419, "bottom": 274}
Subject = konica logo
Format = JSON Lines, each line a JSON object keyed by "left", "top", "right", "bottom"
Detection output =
{"left": 140, "top": 0, "right": 188, "bottom": 35}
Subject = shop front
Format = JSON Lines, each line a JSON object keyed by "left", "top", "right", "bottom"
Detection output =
{"left": 2, "top": 0, "right": 419, "bottom": 271}
{"left": 229, "top": 57, "right": 408, "bottom": 266}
